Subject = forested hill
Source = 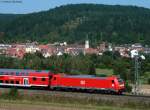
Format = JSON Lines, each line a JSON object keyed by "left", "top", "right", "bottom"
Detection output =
{"left": 0, "top": 4, "right": 150, "bottom": 45}
{"left": 0, "top": 14, "right": 22, "bottom": 31}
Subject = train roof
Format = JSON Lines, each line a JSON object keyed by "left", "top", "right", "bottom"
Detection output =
{"left": 0, "top": 68, "right": 50, "bottom": 74}
{"left": 63, "top": 75, "right": 115, "bottom": 79}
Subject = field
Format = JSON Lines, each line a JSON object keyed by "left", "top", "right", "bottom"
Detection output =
{"left": 0, "top": 100, "right": 145, "bottom": 110}
{"left": 140, "top": 84, "right": 150, "bottom": 95}
{"left": 96, "top": 68, "right": 114, "bottom": 76}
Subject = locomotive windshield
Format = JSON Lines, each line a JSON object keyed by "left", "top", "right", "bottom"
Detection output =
{"left": 117, "top": 78, "right": 124, "bottom": 84}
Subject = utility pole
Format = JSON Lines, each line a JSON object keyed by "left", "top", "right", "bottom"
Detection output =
{"left": 134, "top": 56, "right": 140, "bottom": 95}
{"left": 131, "top": 49, "right": 145, "bottom": 95}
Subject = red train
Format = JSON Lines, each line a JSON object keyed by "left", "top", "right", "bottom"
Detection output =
{"left": 0, "top": 69, "right": 125, "bottom": 94}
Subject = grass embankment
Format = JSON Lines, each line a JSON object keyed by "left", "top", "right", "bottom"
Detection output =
{"left": 0, "top": 100, "right": 143, "bottom": 110}
{"left": 0, "top": 88, "right": 149, "bottom": 110}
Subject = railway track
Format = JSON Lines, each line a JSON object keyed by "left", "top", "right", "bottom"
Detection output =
{"left": 0, "top": 87, "right": 150, "bottom": 103}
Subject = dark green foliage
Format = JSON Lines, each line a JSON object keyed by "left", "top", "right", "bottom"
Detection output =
{"left": 0, "top": 51, "right": 149, "bottom": 84}
{"left": 0, "top": 14, "right": 22, "bottom": 31}
{"left": 113, "top": 59, "right": 130, "bottom": 81}
{"left": 0, "top": 53, "right": 95, "bottom": 75}
{"left": 1, "top": 88, "right": 20, "bottom": 100}
{"left": 8, "top": 88, "right": 19, "bottom": 98}
{"left": 148, "top": 78, "right": 150, "bottom": 84}
{"left": 141, "top": 54, "right": 150, "bottom": 73}
{"left": 0, "top": 4, "right": 150, "bottom": 44}
{"left": 125, "top": 81, "right": 132, "bottom": 92}
{"left": 96, "top": 74, "right": 107, "bottom": 77}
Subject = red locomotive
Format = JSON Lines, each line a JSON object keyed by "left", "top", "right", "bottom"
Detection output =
{"left": 0, "top": 69, "right": 125, "bottom": 94}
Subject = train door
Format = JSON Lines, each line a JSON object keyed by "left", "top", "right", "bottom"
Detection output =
{"left": 49, "top": 74, "right": 53, "bottom": 86}
{"left": 50, "top": 75, "right": 60, "bottom": 87}
{"left": 52, "top": 76, "right": 58, "bottom": 86}
{"left": 23, "top": 78, "right": 29, "bottom": 86}
{"left": 111, "top": 80, "right": 115, "bottom": 89}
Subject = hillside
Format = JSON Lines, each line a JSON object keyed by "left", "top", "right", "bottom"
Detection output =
{"left": 0, "top": 14, "right": 22, "bottom": 30}
{"left": 0, "top": 4, "right": 150, "bottom": 45}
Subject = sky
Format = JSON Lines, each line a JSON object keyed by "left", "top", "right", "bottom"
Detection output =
{"left": 0, "top": 0, "right": 150, "bottom": 14}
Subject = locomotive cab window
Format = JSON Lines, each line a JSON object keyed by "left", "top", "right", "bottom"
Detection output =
{"left": 118, "top": 78, "right": 123, "bottom": 84}
{"left": 112, "top": 80, "right": 114, "bottom": 83}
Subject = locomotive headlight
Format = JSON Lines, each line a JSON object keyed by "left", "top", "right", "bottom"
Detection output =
{"left": 112, "top": 84, "right": 114, "bottom": 87}
{"left": 119, "top": 84, "right": 124, "bottom": 87}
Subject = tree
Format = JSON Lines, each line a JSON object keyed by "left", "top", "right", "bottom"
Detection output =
{"left": 113, "top": 59, "right": 129, "bottom": 81}
{"left": 1, "top": 4, "right": 150, "bottom": 45}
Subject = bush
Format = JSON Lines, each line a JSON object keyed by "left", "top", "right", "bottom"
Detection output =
{"left": 125, "top": 81, "right": 132, "bottom": 92}
{"left": 8, "top": 87, "right": 19, "bottom": 99}
{"left": 148, "top": 78, "right": 150, "bottom": 84}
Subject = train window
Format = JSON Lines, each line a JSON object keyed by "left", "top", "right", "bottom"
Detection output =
{"left": 33, "top": 77, "right": 37, "bottom": 81}
{"left": 11, "top": 72, "right": 14, "bottom": 75}
{"left": 5, "top": 80, "right": 9, "bottom": 83}
{"left": 16, "top": 72, "right": 19, "bottom": 76}
{"left": 119, "top": 79, "right": 123, "bottom": 82}
{"left": 10, "top": 80, "right": 14, "bottom": 84}
{"left": 118, "top": 78, "right": 123, "bottom": 84}
{"left": 36, "top": 70, "right": 41, "bottom": 72}
{"left": 112, "top": 80, "right": 114, "bottom": 83}
{"left": 41, "top": 78, "right": 46, "bottom": 81}
{"left": 54, "top": 77, "right": 56, "bottom": 80}
{"left": 0, "top": 80, "right": 3, "bottom": 83}
{"left": 16, "top": 81, "right": 19, "bottom": 84}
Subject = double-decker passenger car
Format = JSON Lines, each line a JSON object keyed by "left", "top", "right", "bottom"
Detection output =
{"left": 0, "top": 69, "right": 52, "bottom": 87}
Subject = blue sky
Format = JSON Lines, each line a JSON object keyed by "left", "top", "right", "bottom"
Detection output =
{"left": 0, "top": 0, "right": 150, "bottom": 14}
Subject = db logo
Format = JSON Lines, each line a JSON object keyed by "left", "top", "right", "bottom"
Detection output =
{"left": 80, "top": 80, "right": 85, "bottom": 85}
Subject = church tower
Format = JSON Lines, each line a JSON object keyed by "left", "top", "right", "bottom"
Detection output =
{"left": 85, "top": 35, "right": 89, "bottom": 49}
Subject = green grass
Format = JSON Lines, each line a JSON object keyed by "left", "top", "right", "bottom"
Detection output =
{"left": 0, "top": 99, "right": 145, "bottom": 110}
{"left": 141, "top": 72, "right": 150, "bottom": 84}
{"left": 96, "top": 68, "right": 114, "bottom": 76}
{"left": 1, "top": 88, "right": 149, "bottom": 110}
